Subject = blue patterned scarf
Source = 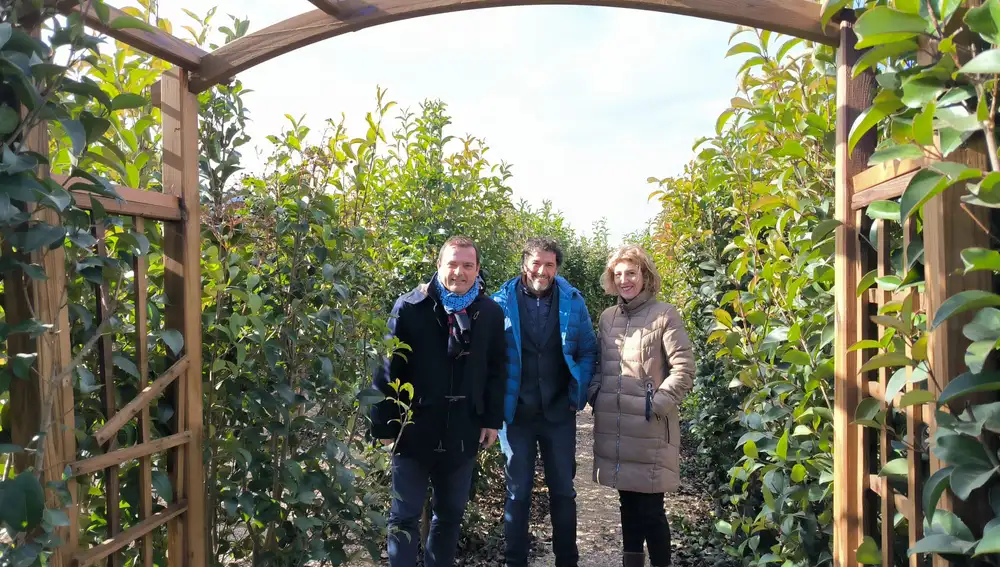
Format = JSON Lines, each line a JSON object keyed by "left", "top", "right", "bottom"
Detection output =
{"left": 434, "top": 274, "right": 480, "bottom": 313}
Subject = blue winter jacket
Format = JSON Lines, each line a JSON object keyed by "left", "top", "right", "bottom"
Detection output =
{"left": 492, "top": 275, "right": 600, "bottom": 424}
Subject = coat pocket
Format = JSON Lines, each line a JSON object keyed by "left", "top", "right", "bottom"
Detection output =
{"left": 644, "top": 382, "right": 653, "bottom": 421}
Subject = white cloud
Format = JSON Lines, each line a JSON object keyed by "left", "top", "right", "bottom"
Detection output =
{"left": 128, "top": 1, "right": 747, "bottom": 243}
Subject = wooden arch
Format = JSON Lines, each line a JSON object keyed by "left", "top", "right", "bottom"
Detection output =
{"left": 29, "top": 2, "right": 992, "bottom": 567}
{"left": 188, "top": 0, "right": 839, "bottom": 92}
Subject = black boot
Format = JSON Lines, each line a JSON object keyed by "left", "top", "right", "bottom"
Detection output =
{"left": 623, "top": 551, "right": 645, "bottom": 567}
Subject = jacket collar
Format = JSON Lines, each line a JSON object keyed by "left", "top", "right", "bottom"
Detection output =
{"left": 618, "top": 289, "right": 654, "bottom": 314}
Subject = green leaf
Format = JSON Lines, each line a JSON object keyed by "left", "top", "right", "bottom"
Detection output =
{"left": 900, "top": 166, "right": 980, "bottom": 221}
{"left": 781, "top": 349, "right": 811, "bottom": 366}
{"left": 855, "top": 7, "right": 931, "bottom": 48}
{"left": 811, "top": 218, "right": 841, "bottom": 245}
{"left": 900, "top": 389, "right": 935, "bottom": 408}
{"left": 963, "top": 307, "right": 1000, "bottom": 342}
{"left": 849, "top": 101, "right": 899, "bottom": 155}
{"left": 0, "top": 23, "right": 11, "bottom": 51}
{"left": 109, "top": 15, "right": 158, "bottom": 33}
{"left": 965, "top": 341, "right": 994, "bottom": 373}
{"left": 913, "top": 102, "right": 936, "bottom": 146}
{"left": 791, "top": 464, "right": 808, "bottom": 483}
{"left": 909, "top": 534, "right": 975, "bottom": 556}
{"left": 726, "top": 42, "right": 760, "bottom": 57}
{"left": 59, "top": 118, "right": 86, "bottom": 156}
{"left": 934, "top": 434, "right": 993, "bottom": 469}
{"left": 113, "top": 354, "right": 139, "bottom": 379}
{"left": 111, "top": 93, "right": 147, "bottom": 111}
{"left": 744, "top": 439, "right": 759, "bottom": 459}
{"left": 880, "top": 458, "right": 909, "bottom": 479}
{"left": 857, "top": 536, "right": 881, "bottom": 564}
{"left": 0, "top": 104, "right": 18, "bottom": 135}
{"left": 159, "top": 329, "right": 184, "bottom": 357}
{"left": 959, "top": 49, "right": 1000, "bottom": 74}
{"left": 924, "top": 467, "right": 953, "bottom": 522}
{"left": 775, "top": 430, "right": 789, "bottom": 461}
{"left": 152, "top": 470, "right": 173, "bottom": 503}
{"left": 356, "top": 387, "right": 385, "bottom": 407}
{"left": 0, "top": 472, "right": 44, "bottom": 532}
{"left": 951, "top": 462, "right": 997, "bottom": 500}
{"left": 854, "top": 397, "right": 884, "bottom": 427}
{"left": 933, "top": 291, "right": 1000, "bottom": 329}
{"left": 901, "top": 77, "right": 946, "bottom": 108}
{"left": 938, "top": 371, "right": 1000, "bottom": 404}
{"left": 866, "top": 200, "right": 901, "bottom": 220}
{"left": 853, "top": 39, "right": 919, "bottom": 78}
{"left": 857, "top": 269, "right": 878, "bottom": 297}
{"left": 869, "top": 143, "right": 924, "bottom": 165}
{"left": 860, "top": 352, "right": 913, "bottom": 373}
{"left": 962, "top": 248, "right": 1000, "bottom": 273}
{"left": 965, "top": 0, "right": 1000, "bottom": 44}
{"left": 821, "top": 0, "right": 850, "bottom": 27}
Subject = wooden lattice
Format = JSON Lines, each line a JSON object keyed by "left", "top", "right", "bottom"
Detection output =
{"left": 5, "top": 67, "right": 204, "bottom": 566}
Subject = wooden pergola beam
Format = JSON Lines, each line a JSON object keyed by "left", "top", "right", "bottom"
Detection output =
{"left": 23, "top": 1, "right": 208, "bottom": 70}
{"left": 191, "top": 0, "right": 838, "bottom": 92}
{"left": 72, "top": 3, "right": 208, "bottom": 69}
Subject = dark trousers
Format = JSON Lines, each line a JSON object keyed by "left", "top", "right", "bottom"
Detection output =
{"left": 387, "top": 453, "right": 477, "bottom": 567}
{"left": 498, "top": 416, "right": 578, "bottom": 567}
{"left": 619, "top": 491, "right": 671, "bottom": 566}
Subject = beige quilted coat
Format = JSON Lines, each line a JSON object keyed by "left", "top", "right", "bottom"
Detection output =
{"left": 590, "top": 291, "right": 695, "bottom": 493}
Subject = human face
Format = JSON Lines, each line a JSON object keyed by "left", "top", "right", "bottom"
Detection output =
{"left": 437, "top": 244, "right": 479, "bottom": 295}
{"left": 522, "top": 250, "right": 559, "bottom": 293}
{"left": 613, "top": 261, "right": 644, "bottom": 301}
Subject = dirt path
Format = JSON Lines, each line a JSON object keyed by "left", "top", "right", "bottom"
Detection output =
{"left": 526, "top": 411, "right": 620, "bottom": 567}
{"left": 526, "top": 412, "right": 717, "bottom": 567}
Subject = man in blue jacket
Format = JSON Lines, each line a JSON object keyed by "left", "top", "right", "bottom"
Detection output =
{"left": 492, "top": 237, "right": 599, "bottom": 567}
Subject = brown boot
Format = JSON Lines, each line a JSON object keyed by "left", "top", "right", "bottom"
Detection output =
{"left": 623, "top": 551, "right": 645, "bottom": 567}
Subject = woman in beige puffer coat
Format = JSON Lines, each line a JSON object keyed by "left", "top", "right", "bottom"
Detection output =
{"left": 588, "top": 245, "right": 695, "bottom": 567}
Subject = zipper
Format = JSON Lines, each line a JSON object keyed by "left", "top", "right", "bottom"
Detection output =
{"left": 613, "top": 306, "right": 629, "bottom": 487}
{"left": 645, "top": 382, "right": 653, "bottom": 421}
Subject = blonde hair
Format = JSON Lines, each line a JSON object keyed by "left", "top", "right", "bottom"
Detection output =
{"left": 601, "top": 245, "right": 662, "bottom": 296}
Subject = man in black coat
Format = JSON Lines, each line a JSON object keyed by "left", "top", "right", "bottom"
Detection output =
{"left": 369, "top": 235, "right": 507, "bottom": 567}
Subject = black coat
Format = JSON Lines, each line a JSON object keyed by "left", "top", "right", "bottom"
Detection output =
{"left": 369, "top": 276, "right": 506, "bottom": 462}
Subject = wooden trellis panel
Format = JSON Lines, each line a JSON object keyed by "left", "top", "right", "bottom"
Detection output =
{"left": 3, "top": 65, "right": 204, "bottom": 566}
{"left": 838, "top": 141, "right": 994, "bottom": 566}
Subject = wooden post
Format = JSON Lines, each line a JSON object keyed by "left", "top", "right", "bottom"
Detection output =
{"left": 3, "top": 120, "right": 79, "bottom": 565}
{"left": 160, "top": 67, "right": 207, "bottom": 567}
{"left": 833, "top": 13, "right": 876, "bottom": 567}
{"left": 924, "top": 142, "right": 994, "bottom": 543}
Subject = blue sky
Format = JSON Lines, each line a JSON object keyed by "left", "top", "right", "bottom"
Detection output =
{"left": 137, "top": 1, "right": 746, "bottom": 243}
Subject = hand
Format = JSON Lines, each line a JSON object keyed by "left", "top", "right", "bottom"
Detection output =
{"left": 479, "top": 428, "right": 498, "bottom": 448}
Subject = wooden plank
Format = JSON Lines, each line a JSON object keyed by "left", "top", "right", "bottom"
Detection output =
{"left": 852, "top": 158, "right": 928, "bottom": 193}
{"left": 867, "top": 474, "right": 911, "bottom": 517}
{"left": 53, "top": 175, "right": 183, "bottom": 221}
{"left": 68, "top": 432, "right": 191, "bottom": 477}
{"left": 852, "top": 170, "right": 920, "bottom": 210}
{"left": 72, "top": 3, "right": 206, "bottom": 69}
{"left": 93, "top": 222, "right": 121, "bottom": 567}
{"left": 924, "top": 142, "right": 996, "bottom": 536}
{"left": 161, "top": 67, "right": 207, "bottom": 567}
{"left": 133, "top": 216, "right": 154, "bottom": 567}
{"left": 833, "top": 14, "right": 877, "bottom": 567}
{"left": 876, "top": 219, "right": 893, "bottom": 566}
{"left": 92, "top": 357, "right": 189, "bottom": 447}
{"left": 191, "top": 0, "right": 838, "bottom": 91}
{"left": 72, "top": 501, "right": 188, "bottom": 567}
{"left": 902, "top": 220, "right": 924, "bottom": 566}
{"left": 24, "top": 111, "right": 78, "bottom": 567}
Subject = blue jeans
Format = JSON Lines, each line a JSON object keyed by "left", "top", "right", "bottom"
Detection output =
{"left": 499, "top": 416, "right": 578, "bottom": 567}
{"left": 387, "top": 454, "right": 476, "bottom": 567}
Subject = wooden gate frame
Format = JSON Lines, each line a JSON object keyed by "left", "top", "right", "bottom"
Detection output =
{"left": 15, "top": 2, "right": 987, "bottom": 566}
